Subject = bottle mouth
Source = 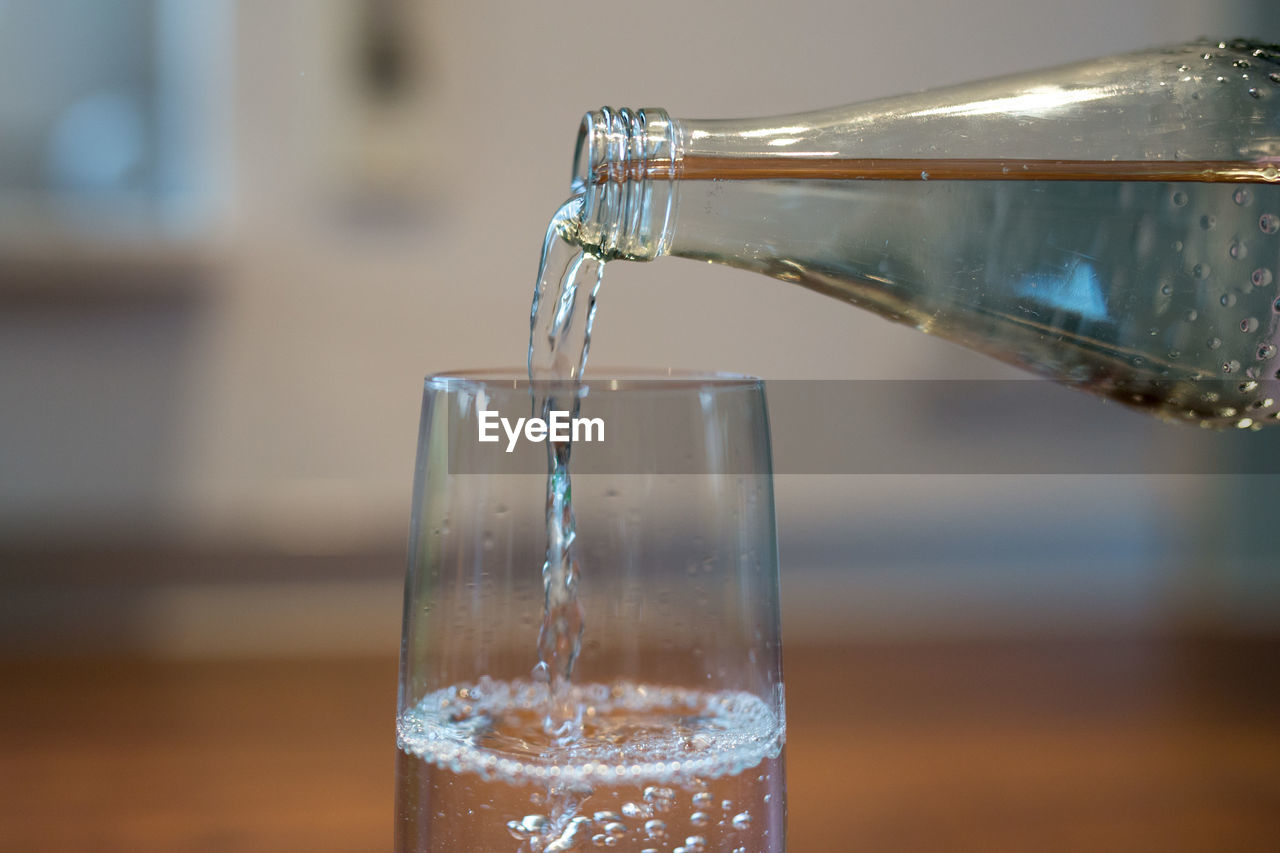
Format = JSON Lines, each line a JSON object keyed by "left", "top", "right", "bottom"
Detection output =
{"left": 570, "top": 107, "right": 678, "bottom": 260}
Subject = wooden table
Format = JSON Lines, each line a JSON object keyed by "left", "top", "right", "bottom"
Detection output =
{"left": 3, "top": 637, "right": 1278, "bottom": 851}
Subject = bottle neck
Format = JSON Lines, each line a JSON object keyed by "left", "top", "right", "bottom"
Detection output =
{"left": 572, "top": 107, "right": 679, "bottom": 260}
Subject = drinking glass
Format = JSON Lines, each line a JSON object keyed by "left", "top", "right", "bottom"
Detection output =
{"left": 395, "top": 370, "right": 786, "bottom": 852}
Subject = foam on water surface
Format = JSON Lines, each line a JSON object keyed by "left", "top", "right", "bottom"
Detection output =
{"left": 397, "top": 679, "right": 784, "bottom": 787}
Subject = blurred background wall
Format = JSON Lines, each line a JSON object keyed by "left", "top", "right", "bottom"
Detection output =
{"left": 2, "top": 0, "right": 1277, "bottom": 656}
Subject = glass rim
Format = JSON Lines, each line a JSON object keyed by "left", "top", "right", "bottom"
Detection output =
{"left": 424, "top": 368, "right": 764, "bottom": 393}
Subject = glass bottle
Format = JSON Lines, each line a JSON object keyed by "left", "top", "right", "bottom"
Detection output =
{"left": 568, "top": 39, "right": 1280, "bottom": 428}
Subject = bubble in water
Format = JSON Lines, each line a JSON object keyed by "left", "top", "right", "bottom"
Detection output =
{"left": 1195, "top": 263, "right": 1211, "bottom": 280}
{"left": 1223, "top": 360, "right": 1241, "bottom": 374}
{"left": 1172, "top": 240, "right": 1184, "bottom": 253}
{"left": 1147, "top": 327, "right": 1159, "bottom": 337}
{"left": 1240, "top": 380, "right": 1259, "bottom": 393}
{"left": 1219, "top": 407, "right": 1239, "bottom": 418}
{"left": 691, "top": 792, "right": 714, "bottom": 809}
{"left": 1184, "top": 309, "right": 1198, "bottom": 322}
{"left": 690, "top": 811, "right": 710, "bottom": 827}
{"left": 1234, "top": 188, "right": 1253, "bottom": 206}
{"left": 1168, "top": 349, "right": 1181, "bottom": 360}
{"left": 1271, "top": 71, "right": 1280, "bottom": 84}
{"left": 1161, "top": 283, "right": 1173, "bottom": 296}
{"left": 732, "top": 812, "right": 753, "bottom": 829}
{"left": 1220, "top": 292, "right": 1236, "bottom": 307}
{"left": 683, "top": 836, "right": 708, "bottom": 852}
{"left": 1241, "top": 317, "right": 1259, "bottom": 333}
{"left": 621, "top": 802, "right": 643, "bottom": 819}
{"left": 494, "top": 503, "right": 508, "bottom": 516}
{"left": 721, "top": 800, "right": 734, "bottom": 811}
{"left": 1259, "top": 344, "right": 1277, "bottom": 360}
{"left": 644, "top": 819, "right": 667, "bottom": 840}
{"left": 1249, "top": 87, "right": 1261, "bottom": 99}
{"left": 507, "top": 814, "right": 548, "bottom": 840}
{"left": 482, "top": 532, "right": 495, "bottom": 551}
{"left": 1261, "top": 214, "right": 1280, "bottom": 234}
{"left": 1208, "top": 337, "right": 1222, "bottom": 350}
{"left": 594, "top": 811, "right": 621, "bottom": 824}
{"left": 604, "top": 821, "right": 627, "bottom": 839}
{"left": 1254, "top": 268, "right": 1275, "bottom": 288}
{"left": 644, "top": 787, "right": 676, "bottom": 812}
{"left": 1171, "top": 191, "right": 1188, "bottom": 207}
{"left": 1230, "top": 241, "right": 1247, "bottom": 259}
{"left": 1237, "top": 418, "right": 1255, "bottom": 429}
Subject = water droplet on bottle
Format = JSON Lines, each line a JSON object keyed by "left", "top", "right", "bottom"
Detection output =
{"left": 683, "top": 836, "right": 708, "bottom": 852}
{"left": 494, "top": 503, "right": 508, "bottom": 516}
{"left": 1237, "top": 418, "right": 1255, "bottom": 429}
{"left": 483, "top": 532, "right": 496, "bottom": 551}
{"left": 1241, "top": 317, "right": 1259, "bottom": 333}
{"left": 1240, "top": 380, "right": 1259, "bottom": 393}
{"left": 1223, "top": 360, "right": 1241, "bottom": 373}
{"left": 690, "top": 811, "right": 710, "bottom": 827}
{"left": 604, "top": 821, "right": 627, "bottom": 839}
{"left": 1270, "top": 71, "right": 1280, "bottom": 84}
{"left": 1171, "top": 191, "right": 1188, "bottom": 207}
{"left": 603, "top": 488, "right": 619, "bottom": 499}
{"left": 1229, "top": 241, "right": 1247, "bottom": 259}
{"left": 1202, "top": 390, "right": 1220, "bottom": 403}
{"left": 1172, "top": 240, "right": 1184, "bottom": 253}
{"left": 621, "top": 802, "right": 643, "bottom": 819}
{"left": 1259, "top": 344, "right": 1277, "bottom": 360}
{"left": 1208, "top": 337, "right": 1222, "bottom": 350}
{"left": 1202, "top": 52, "right": 1214, "bottom": 61}
{"left": 1219, "top": 407, "right": 1239, "bottom": 418}
{"left": 1249, "top": 87, "right": 1261, "bottom": 99}
{"left": 1234, "top": 188, "right": 1253, "bottom": 206}
{"left": 644, "top": 819, "right": 667, "bottom": 839}
{"left": 1184, "top": 309, "right": 1198, "bottom": 322}
{"left": 732, "top": 812, "right": 753, "bottom": 829}
{"left": 1167, "top": 349, "right": 1181, "bottom": 360}
{"left": 1261, "top": 213, "right": 1280, "bottom": 234}
{"left": 692, "top": 792, "right": 713, "bottom": 809}
{"left": 1200, "top": 214, "right": 1216, "bottom": 230}
{"left": 721, "top": 799, "right": 734, "bottom": 811}
{"left": 1253, "top": 268, "right": 1274, "bottom": 288}
{"left": 1160, "top": 283, "right": 1173, "bottom": 296}
{"left": 1147, "top": 327, "right": 1159, "bottom": 337}
{"left": 1220, "top": 292, "right": 1235, "bottom": 307}
{"left": 1195, "top": 263, "right": 1211, "bottom": 279}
